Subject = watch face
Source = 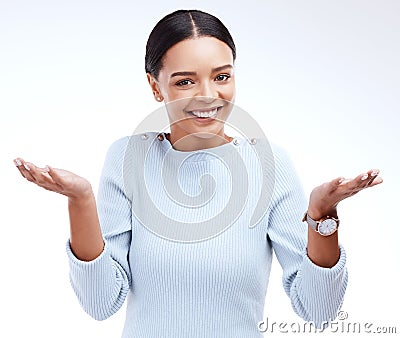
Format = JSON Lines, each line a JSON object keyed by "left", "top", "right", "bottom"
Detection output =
{"left": 318, "top": 218, "right": 337, "bottom": 236}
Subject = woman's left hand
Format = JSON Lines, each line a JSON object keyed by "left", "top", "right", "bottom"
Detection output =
{"left": 308, "top": 169, "right": 383, "bottom": 219}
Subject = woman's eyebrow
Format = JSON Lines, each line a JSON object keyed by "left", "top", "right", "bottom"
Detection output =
{"left": 170, "top": 71, "right": 196, "bottom": 78}
{"left": 212, "top": 64, "right": 233, "bottom": 73}
{"left": 170, "top": 64, "right": 233, "bottom": 79}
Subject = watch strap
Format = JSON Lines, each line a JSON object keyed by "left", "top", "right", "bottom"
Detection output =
{"left": 302, "top": 212, "right": 318, "bottom": 231}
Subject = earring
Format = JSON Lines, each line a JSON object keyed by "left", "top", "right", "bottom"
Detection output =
{"left": 156, "top": 96, "right": 163, "bottom": 102}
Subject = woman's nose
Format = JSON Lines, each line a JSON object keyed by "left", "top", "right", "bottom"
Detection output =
{"left": 196, "top": 82, "right": 217, "bottom": 102}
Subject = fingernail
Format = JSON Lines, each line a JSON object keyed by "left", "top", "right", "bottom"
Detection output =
{"left": 44, "top": 165, "right": 50, "bottom": 172}
{"left": 361, "top": 174, "right": 368, "bottom": 181}
{"left": 24, "top": 163, "right": 31, "bottom": 171}
{"left": 338, "top": 177, "right": 345, "bottom": 184}
{"left": 14, "top": 159, "right": 22, "bottom": 166}
{"left": 371, "top": 170, "right": 379, "bottom": 177}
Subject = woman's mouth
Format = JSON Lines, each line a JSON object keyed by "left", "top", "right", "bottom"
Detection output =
{"left": 186, "top": 106, "right": 223, "bottom": 122}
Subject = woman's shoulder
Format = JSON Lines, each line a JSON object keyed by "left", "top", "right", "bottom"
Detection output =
{"left": 109, "top": 132, "right": 162, "bottom": 147}
{"left": 105, "top": 132, "right": 163, "bottom": 160}
{"left": 266, "top": 141, "right": 301, "bottom": 183}
{"left": 104, "top": 135, "right": 131, "bottom": 158}
{"left": 260, "top": 140, "right": 293, "bottom": 169}
{"left": 106, "top": 132, "right": 154, "bottom": 152}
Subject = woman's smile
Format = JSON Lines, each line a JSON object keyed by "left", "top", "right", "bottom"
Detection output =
{"left": 185, "top": 106, "right": 223, "bottom": 122}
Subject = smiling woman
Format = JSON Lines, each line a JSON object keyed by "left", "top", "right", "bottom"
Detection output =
{"left": 149, "top": 36, "right": 236, "bottom": 151}
{"left": 13, "top": 8, "right": 383, "bottom": 338}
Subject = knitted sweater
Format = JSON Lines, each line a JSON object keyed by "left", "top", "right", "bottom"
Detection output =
{"left": 66, "top": 131, "right": 348, "bottom": 338}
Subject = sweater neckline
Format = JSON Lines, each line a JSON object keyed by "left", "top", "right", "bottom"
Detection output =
{"left": 157, "top": 131, "right": 244, "bottom": 163}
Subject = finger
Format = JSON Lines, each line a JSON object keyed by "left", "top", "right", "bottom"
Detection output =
{"left": 17, "top": 159, "right": 36, "bottom": 183}
{"left": 338, "top": 178, "right": 352, "bottom": 185}
{"left": 328, "top": 176, "right": 346, "bottom": 191}
{"left": 367, "top": 175, "right": 383, "bottom": 188}
{"left": 368, "top": 168, "right": 380, "bottom": 176}
{"left": 14, "top": 158, "right": 27, "bottom": 179}
{"left": 347, "top": 169, "right": 381, "bottom": 193}
{"left": 27, "top": 162, "right": 53, "bottom": 185}
{"left": 365, "top": 169, "right": 380, "bottom": 186}
{"left": 47, "top": 165, "right": 65, "bottom": 186}
{"left": 13, "top": 158, "right": 22, "bottom": 167}
{"left": 359, "top": 169, "right": 379, "bottom": 188}
{"left": 41, "top": 165, "right": 66, "bottom": 191}
{"left": 335, "top": 172, "right": 368, "bottom": 197}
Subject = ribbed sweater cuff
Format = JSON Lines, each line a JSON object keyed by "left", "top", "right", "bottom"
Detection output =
{"left": 303, "top": 243, "right": 347, "bottom": 275}
{"left": 65, "top": 239, "right": 130, "bottom": 320}
{"left": 293, "top": 243, "right": 348, "bottom": 327}
{"left": 65, "top": 238, "right": 108, "bottom": 269}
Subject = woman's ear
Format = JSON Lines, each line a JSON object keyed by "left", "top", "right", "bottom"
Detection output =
{"left": 147, "top": 73, "right": 164, "bottom": 102}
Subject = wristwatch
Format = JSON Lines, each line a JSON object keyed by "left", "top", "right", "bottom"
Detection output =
{"left": 302, "top": 211, "right": 340, "bottom": 236}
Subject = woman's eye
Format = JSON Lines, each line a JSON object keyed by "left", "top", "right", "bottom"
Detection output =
{"left": 176, "top": 79, "right": 193, "bottom": 87}
{"left": 215, "top": 74, "right": 230, "bottom": 81}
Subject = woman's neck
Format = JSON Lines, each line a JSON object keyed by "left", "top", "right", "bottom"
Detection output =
{"left": 165, "top": 131, "right": 233, "bottom": 152}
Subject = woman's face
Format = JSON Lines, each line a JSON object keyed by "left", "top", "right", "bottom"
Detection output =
{"left": 147, "top": 36, "right": 236, "bottom": 144}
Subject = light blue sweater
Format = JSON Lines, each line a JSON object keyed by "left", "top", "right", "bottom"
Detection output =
{"left": 66, "top": 131, "right": 348, "bottom": 337}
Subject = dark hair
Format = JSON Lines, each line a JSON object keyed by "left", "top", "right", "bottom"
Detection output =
{"left": 145, "top": 9, "right": 236, "bottom": 80}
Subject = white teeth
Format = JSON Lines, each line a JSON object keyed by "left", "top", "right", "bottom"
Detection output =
{"left": 190, "top": 108, "right": 218, "bottom": 118}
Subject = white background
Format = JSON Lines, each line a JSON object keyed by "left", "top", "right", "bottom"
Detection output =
{"left": 1, "top": 0, "right": 399, "bottom": 337}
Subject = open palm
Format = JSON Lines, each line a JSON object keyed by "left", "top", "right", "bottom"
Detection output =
{"left": 14, "top": 158, "right": 92, "bottom": 200}
{"left": 308, "top": 169, "right": 383, "bottom": 219}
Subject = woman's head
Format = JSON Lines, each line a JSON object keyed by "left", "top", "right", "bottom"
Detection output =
{"left": 145, "top": 9, "right": 237, "bottom": 147}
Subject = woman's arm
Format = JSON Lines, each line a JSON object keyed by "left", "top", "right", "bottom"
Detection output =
{"left": 306, "top": 170, "right": 382, "bottom": 268}
{"left": 14, "top": 140, "right": 133, "bottom": 321}
{"left": 307, "top": 228, "right": 340, "bottom": 268}
{"left": 266, "top": 144, "right": 382, "bottom": 329}
{"left": 68, "top": 191, "right": 104, "bottom": 261}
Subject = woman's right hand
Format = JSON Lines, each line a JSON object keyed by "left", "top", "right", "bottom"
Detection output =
{"left": 14, "top": 158, "right": 93, "bottom": 200}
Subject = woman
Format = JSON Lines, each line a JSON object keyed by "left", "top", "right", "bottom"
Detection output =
{"left": 14, "top": 9, "right": 382, "bottom": 338}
